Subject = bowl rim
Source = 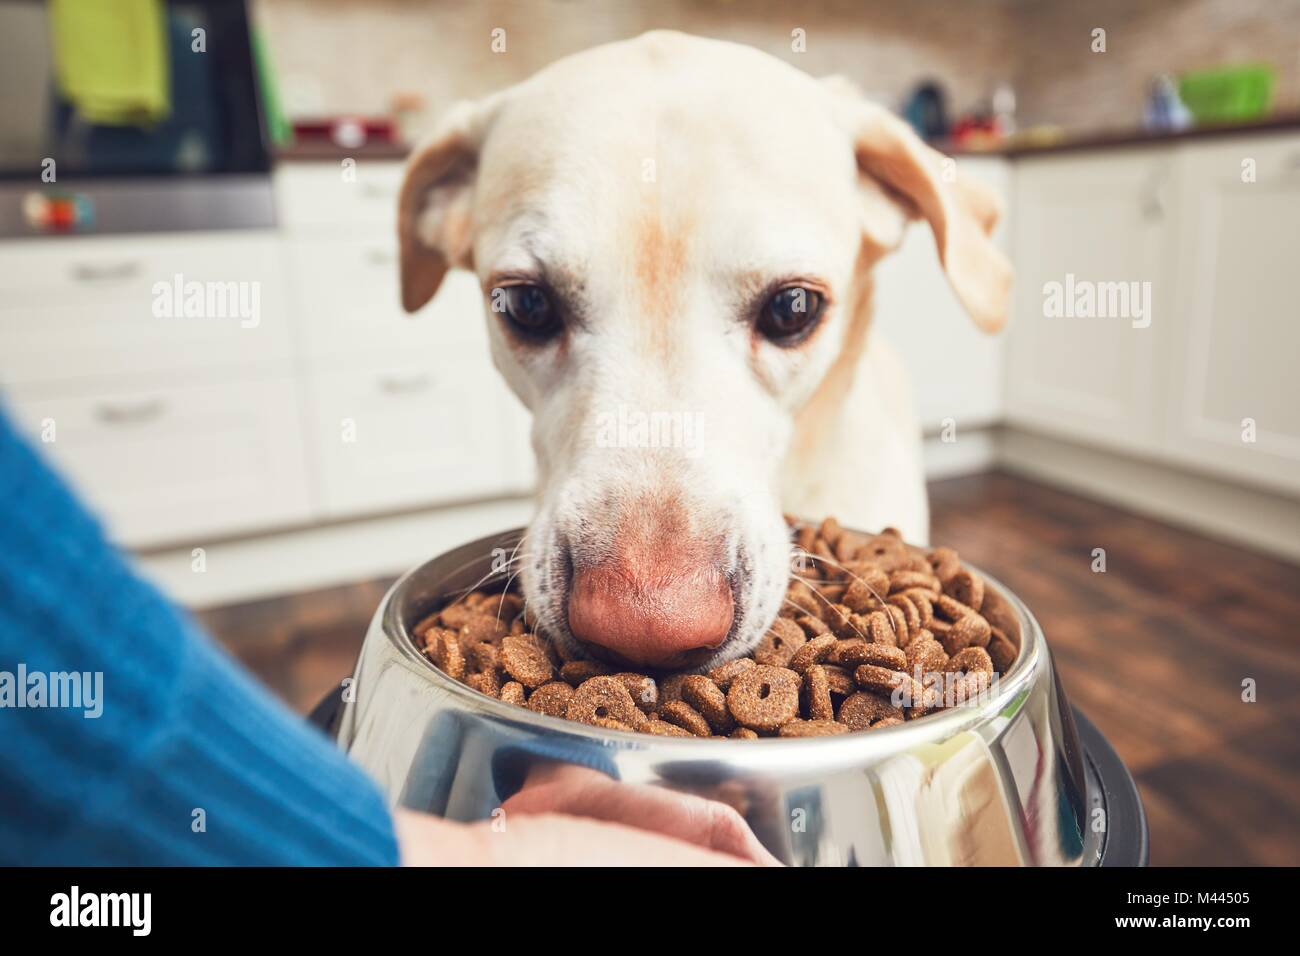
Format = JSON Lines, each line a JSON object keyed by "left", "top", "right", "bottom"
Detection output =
{"left": 376, "top": 526, "right": 1049, "bottom": 757}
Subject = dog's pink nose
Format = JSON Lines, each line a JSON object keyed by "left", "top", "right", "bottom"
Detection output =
{"left": 568, "top": 559, "right": 733, "bottom": 668}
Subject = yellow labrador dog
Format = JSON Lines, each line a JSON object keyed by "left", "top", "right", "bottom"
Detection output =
{"left": 399, "top": 32, "right": 1009, "bottom": 671}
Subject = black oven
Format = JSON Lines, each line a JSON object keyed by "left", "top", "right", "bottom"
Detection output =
{"left": 0, "top": 0, "right": 274, "bottom": 236}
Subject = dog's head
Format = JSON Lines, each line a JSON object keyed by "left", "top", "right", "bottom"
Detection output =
{"left": 399, "top": 32, "right": 1008, "bottom": 670}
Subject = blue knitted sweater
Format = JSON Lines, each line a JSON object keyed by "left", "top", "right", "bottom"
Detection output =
{"left": 0, "top": 409, "right": 398, "bottom": 865}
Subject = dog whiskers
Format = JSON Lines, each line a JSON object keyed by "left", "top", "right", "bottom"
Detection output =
{"left": 427, "top": 533, "right": 535, "bottom": 625}
{"left": 799, "top": 560, "right": 902, "bottom": 643}
{"left": 494, "top": 532, "right": 534, "bottom": 626}
{"left": 789, "top": 563, "right": 896, "bottom": 644}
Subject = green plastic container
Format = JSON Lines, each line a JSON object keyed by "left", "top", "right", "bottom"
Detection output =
{"left": 1178, "top": 65, "right": 1275, "bottom": 124}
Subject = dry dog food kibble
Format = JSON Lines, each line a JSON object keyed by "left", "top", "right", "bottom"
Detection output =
{"left": 416, "top": 517, "right": 1020, "bottom": 739}
{"left": 525, "top": 680, "right": 574, "bottom": 717}
{"left": 565, "top": 675, "right": 645, "bottom": 729}
{"left": 726, "top": 665, "right": 803, "bottom": 732}
{"left": 499, "top": 633, "right": 555, "bottom": 689}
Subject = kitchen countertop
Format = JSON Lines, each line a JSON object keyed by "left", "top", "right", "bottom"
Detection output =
{"left": 276, "top": 140, "right": 412, "bottom": 162}
{"left": 942, "top": 112, "right": 1300, "bottom": 158}
{"left": 274, "top": 113, "right": 1300, "bottom": 165}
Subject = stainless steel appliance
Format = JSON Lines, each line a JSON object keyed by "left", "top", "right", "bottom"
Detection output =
{"left": 0, "top": 0, "right": 273, "bottom": 237}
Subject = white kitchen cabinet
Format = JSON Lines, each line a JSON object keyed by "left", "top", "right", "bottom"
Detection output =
{"left": 873, "top": 156, "right": 1010, "bottom": 431}
{"left": 1003, "top": 135, "right": 1300, "bottom": 497}
{"left": 285, "top": 237, "right": 488, "bottom": 365}
{"left": 304, "top": 357, "right": 522, "bottom": 518}
{"left": 0, "top": 232, "right": 296, "bottom": 387}
{"left": 1163, "top": 135, "right": 1300, "bottom": 495}
{"left": 0, "top": 230, "right": 313, "bottom": 550}
{"left": 279, "top": 159, "right": 536, "bottom": 518}
{"left": 1004, "top": 149, "right": 1176, "bottom": 456}
{"left": 5, "top": 377, "right": 314, "bottom": 547}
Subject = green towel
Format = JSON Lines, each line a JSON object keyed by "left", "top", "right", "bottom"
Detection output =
{"left": 252, "top": 27, "right": 292, "bottom": 147}
{"left": 50, "top": 0, "right": 170, "bottom": 125}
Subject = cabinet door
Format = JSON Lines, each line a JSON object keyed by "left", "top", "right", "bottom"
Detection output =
{"left": 1163, "top": 135, "right": 1300, "bottom": 495}
{"left": 6, "top": 378, "right": 314, "bottom": 548}
{"left": 1004, "top": 151, "right": 1175, "bottom": 455}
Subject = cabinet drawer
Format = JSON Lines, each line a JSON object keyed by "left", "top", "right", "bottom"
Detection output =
{"left": 5, "top": 378, "right": 315, "bottom": 548}
{"left": 286, "top": 238, "right": 487, "bottom": 362}
{"left": 306, "top": 359, "right": 520, "bottom": 519}
{"left": 274, "top": 162, "right": 404, "bottom": 230}
{"left": 0, "top": 234, "right": 296, "bottom": 386}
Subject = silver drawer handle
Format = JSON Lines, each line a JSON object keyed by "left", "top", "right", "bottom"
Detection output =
{"left": 94, "top": 397, "right": 166, "bottom": 425}
{"left": 1140, "top": 176, "right": 1167, "bottom": 221}
{"left": 360, "top": 182, "right": 394, "bottom": 199}
{"left": 365, "top": 247, "right": 397, "bottom": 266}
{"left": 72, "top": 261, "right": 142, "bottom": 282}
{"left": 378, "top": 372, "right": 432, "bottom": 395}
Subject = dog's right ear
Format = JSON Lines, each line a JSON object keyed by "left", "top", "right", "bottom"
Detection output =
{"left": 398, "top": 97, "right": 501, "bottom": 313}
{"left": 822, "top": 77, "right": 1011, "bottom": 334}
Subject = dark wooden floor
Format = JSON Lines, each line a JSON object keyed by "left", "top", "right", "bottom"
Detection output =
{"left": 199, "top": 471, "right": 1300, "bottom": 866}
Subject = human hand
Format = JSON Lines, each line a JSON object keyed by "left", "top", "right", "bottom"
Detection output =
{"left": 498, "top": 763, "right": 781, "bottom": 866}
{"left": 393, "top": 805, "right": 760, "bottom": 866}
{"left": 393, "top": 762, "right": 781, "bottom": 866}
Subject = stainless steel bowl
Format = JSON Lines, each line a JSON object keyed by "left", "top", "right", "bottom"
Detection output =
{"left": 334, "top": 527, "right": 1140, "bottom": 866}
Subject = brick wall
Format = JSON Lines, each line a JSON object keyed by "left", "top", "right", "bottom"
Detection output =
{"left": 255, "top": 0, "right": 1299, "bottom": 138}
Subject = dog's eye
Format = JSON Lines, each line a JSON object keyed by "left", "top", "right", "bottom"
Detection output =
{"left": 757, "top": 286, "right": 824, "bottom": 345}
{"left": 494, "top": 284, "right": 561, "bottom": 340}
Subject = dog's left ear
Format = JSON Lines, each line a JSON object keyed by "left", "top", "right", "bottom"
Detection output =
{"left": 825, "top": 78, "right": 1011, "bottom": 333}
{"left": 398, "top": 96, "right": 501, "bottom": 313}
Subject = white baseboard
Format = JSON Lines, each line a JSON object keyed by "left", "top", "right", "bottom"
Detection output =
{"left": 923, "top": 427, "right": 999, "bottom": 480}
{"left": 998, "top": 427, "right": 1300, "bottom": 564}
{"left": 135, "top": 496, "right": 536, "bottom": 609}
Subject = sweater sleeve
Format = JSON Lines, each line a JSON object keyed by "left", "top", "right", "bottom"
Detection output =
{"left": 0, "top": 409, "right": 399, "bottom": 866}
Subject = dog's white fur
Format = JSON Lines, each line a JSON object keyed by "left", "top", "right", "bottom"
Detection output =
{"left": 398, "top": 32, "right": 1009, "bottom": 665}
